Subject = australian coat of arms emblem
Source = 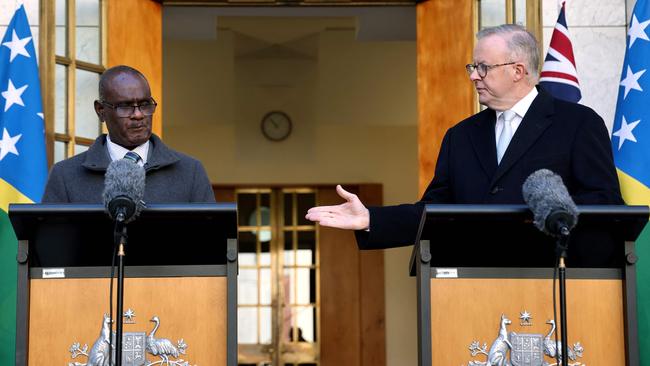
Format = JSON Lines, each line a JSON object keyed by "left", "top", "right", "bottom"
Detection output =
{"left": 466, "top": 313, "right": 585, "bottom": 366}
{"left": 67, "top": 310, "right": 196, "bottom": 366}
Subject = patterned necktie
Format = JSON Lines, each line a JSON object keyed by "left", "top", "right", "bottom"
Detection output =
{"left": 496, "top": 110, "right": 516, "bottom": 164}
{"left": 123, "top": 151, "right": 142, "bottom": 164}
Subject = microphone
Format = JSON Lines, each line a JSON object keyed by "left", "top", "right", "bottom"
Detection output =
{"left": 522, "top": 169, "right": 578, "bottom": 237}
{"left": 102, "top": 158, "right": 146, "bottom": 223}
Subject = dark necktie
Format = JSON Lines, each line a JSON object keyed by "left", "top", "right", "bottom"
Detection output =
{"left": 123, "top": 151, "right": 142, "bottom": 164}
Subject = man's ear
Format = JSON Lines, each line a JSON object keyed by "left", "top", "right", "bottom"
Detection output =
{"left": 94, "top": 100, "right": 104, "bottom": 122}
{"left": 513, "top": 63, "right": 527, "bottom": 82}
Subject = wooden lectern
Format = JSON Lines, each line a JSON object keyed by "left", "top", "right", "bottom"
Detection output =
{"left": 409, "top": 204, "right": 647, "bottom": 366}
{"left": 9, "top": 203, "right": 238, "bottom": 366}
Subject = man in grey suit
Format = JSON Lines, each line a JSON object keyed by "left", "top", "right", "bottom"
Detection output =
{"left": 43, "top": 65, "right": 215, "bottom": 203}
{"left": 306, "top": 25, "right": 622, "bottom": 265}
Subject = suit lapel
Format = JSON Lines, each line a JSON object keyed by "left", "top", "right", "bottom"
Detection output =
{"left": 469, "top": 109, "right": 498, "bottom": 179}
{"left": 490, "top": 89, "right": 555, "bottom": 185}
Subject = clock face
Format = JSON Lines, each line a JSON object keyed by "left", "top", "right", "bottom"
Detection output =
{"left": 261, "top": 111, "right": 292, "bottom": 141}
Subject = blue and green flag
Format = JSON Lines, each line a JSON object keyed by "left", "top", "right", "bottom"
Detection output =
{"left": 0, "top": 5, "right": 48, "bottom": 364}
{"left": 611, "top": 0, "right": 650, "bottom": 364}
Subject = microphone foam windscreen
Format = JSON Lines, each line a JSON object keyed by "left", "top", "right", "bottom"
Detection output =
{"left": 102, "top": 159, "right": 146, "bottom": 222}
{"left": 522, "top": 169, "right": 578, "bottom": 235}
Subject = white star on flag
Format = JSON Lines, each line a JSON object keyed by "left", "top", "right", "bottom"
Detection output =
{"left": 613, "top": 115, "right": 641, "bottom": 150}
{"left": 620, "top": 65, "right": 646, "bottom": 99}
{"left": 1, "top": 29, "right": 32, "bottom": 62}
{"left": 0, "top": 128, "right": 22, "bottom": 161}
{"left": 628, "top": 14, "right": 650, "bottom": 48}
{"left": 1, "top": 79, "right": 28, "bottom": 112}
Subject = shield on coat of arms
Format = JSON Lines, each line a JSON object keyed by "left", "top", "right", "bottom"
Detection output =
{"left": 120, "top": 331, "right": 147, "bottom": 366}
{"left": 509, "top": 332, "right": 544, "bottom": 366}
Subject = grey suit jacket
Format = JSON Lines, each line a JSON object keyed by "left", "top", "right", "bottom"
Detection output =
{"left": 42, "top": 134, "right": 216, "bottom": 203}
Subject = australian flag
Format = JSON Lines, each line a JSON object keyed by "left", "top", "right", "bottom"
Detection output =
{"left": 539, "top": 1, "right": 582, "bottom": 103}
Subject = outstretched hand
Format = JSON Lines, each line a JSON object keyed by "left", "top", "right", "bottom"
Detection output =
{"left": 305, "top": 185, "right": 370, "bottom": 230}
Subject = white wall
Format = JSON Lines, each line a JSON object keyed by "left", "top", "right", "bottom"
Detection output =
{"left": 0, "top": 0, "right": 39, "bottom": 62}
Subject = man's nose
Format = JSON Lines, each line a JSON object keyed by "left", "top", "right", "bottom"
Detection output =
{"left": 131, "top": 105, "right": 145, "bottom": 119}
{"left": 468, "top": 68, "right": 481, "bottom": 81}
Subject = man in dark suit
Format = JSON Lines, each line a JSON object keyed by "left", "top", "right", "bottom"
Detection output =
{"left": 305, "top": 24, "right": 622, "bottom": 257}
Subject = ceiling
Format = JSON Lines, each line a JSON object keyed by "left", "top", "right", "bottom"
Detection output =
{"left": 162, "top": 6, "right": 416, "bottom": 42}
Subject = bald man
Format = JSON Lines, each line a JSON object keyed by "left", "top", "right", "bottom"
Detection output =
{"left": 43, "top": 65, "right": 215, "bottom": 203}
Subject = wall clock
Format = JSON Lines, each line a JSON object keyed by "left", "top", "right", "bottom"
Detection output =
{"left": 261, "top": 111, "right": 292, "bottom": 142}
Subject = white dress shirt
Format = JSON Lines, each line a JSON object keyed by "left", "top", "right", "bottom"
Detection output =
{"left": 106, "top": 134, "right": 149, "bottom": 167}
{"left": 494, "top": 87, "right": 539, "bottom": 146}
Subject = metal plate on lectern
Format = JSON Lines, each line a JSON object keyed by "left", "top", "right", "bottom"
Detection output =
{"left": 68, "top": 312, "right": 196, "bottom": 366}
{"left": 465, "top": 312, "right": 585, "bottom": 366}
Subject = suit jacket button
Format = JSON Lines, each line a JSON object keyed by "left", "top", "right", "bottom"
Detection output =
{"left": 490, "top": 186, "right": 501, "bottom": 194}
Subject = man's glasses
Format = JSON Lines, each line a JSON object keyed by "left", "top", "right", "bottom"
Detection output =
{"left": 100, "top": 98, "right": 157, "bottom": 118}
{"left": 465, "top": 62, "right": 516, "bottom": 78}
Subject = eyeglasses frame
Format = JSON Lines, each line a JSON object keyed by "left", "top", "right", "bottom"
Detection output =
{"left": 99, "top": 98, "right": 158, "bottom": 118}
{"left": 465, "top": 62, "right": 517, "bottom": 78}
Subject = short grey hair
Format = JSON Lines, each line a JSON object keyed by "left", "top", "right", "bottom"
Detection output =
{"left": 477, "top": 24, "right": 540, "bottom": 81}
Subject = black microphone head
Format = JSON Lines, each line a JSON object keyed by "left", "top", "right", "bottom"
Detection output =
{"left": 103, "top": 158, "right": 145, "bottom": 223}
{"left": 522, "top": 169, "right": 578, "bottom": 236}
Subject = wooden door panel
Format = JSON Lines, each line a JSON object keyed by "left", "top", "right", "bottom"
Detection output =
{"left": 107, "top": 0, "right": 163, "bottom": 136}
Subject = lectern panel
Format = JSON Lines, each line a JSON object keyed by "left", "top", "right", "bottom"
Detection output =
{"left": 28, "top": 276, "right": 227, "bottom": 365}
{"left": 429, "top": 278, "right": 624, "bottom": 365}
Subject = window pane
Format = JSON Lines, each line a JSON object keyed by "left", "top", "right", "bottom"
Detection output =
{"left": 55, "top": 0, "right": 66, "bottom": 56}
{"left": 297, "top": 231, "right": 315, "bottom": 266}
{"left": 238, "top": 269, "right": 258, "bottom": 305}
{"left": 284, "top": 193, "right": 293, "bottom": 225}
{"left": 256, "top": 207, "right": 271, "bottom": 242}
{"left": 75, "top": 69, "right": 100, "bottom": 138}
{"left": 55, "top": 64, "right": 67, "bottom": 134}
{"left": 260, "top": 240, "right": 271, "bottom": 266}
{"left": 260, "top": 268, "right": 271, "bottom": 305}
{"left": 239, "top": 232, "right": 256, "bottom": 266}
{"left": 238, "top": 307, "right": 258, "bottom": 344}
{"left": 261, "top": 193, "right": 270, "bottom": 214}
{"left": 295, "top": 307, "right": 315, "bottom": 342}
{"left": 75, "top": 144, "right": 89, "bottom": 155}
{"left": 75, "top": 0, "right": 100, "bottom": 63}
{"left": 480, "top": 0, "right": 506, "bottom": 30}
{"left": 283, "top": 268, "right": 295, "bottom": 304}
{"left": 260, "top": 307, "right": 272, "bottom": 344}
{"left": 284, "top": 233, "right": 294, "bottom": 266}
{"left": 296, "top": 268, "right": 313, "bottom": 305}
{"left": 296, "top": 193, "right": 315, "bottom": 226}
{"left": 238, "top": 193, "right": 256, "bottom": 226}
{"left": 54, "top": 141, "right": 67, "bottom": 162}
{"left": 514, "top": 0, "right": 526, "bottom": 26}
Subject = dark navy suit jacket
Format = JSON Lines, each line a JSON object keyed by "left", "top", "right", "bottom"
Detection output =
{"left": 357, "top": 88, "right": 623, "bottom": 266}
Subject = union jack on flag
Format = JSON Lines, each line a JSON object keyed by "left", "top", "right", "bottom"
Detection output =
{"left": 539, "top": 1, "right": 582, "bottom": 103}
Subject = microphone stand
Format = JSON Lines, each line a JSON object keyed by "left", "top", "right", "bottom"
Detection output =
{"left": 555, "top": 228, "right": 570, "bottom": 366}
{"left": 113, "top": 222, "right": 128, "bottom": 366}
